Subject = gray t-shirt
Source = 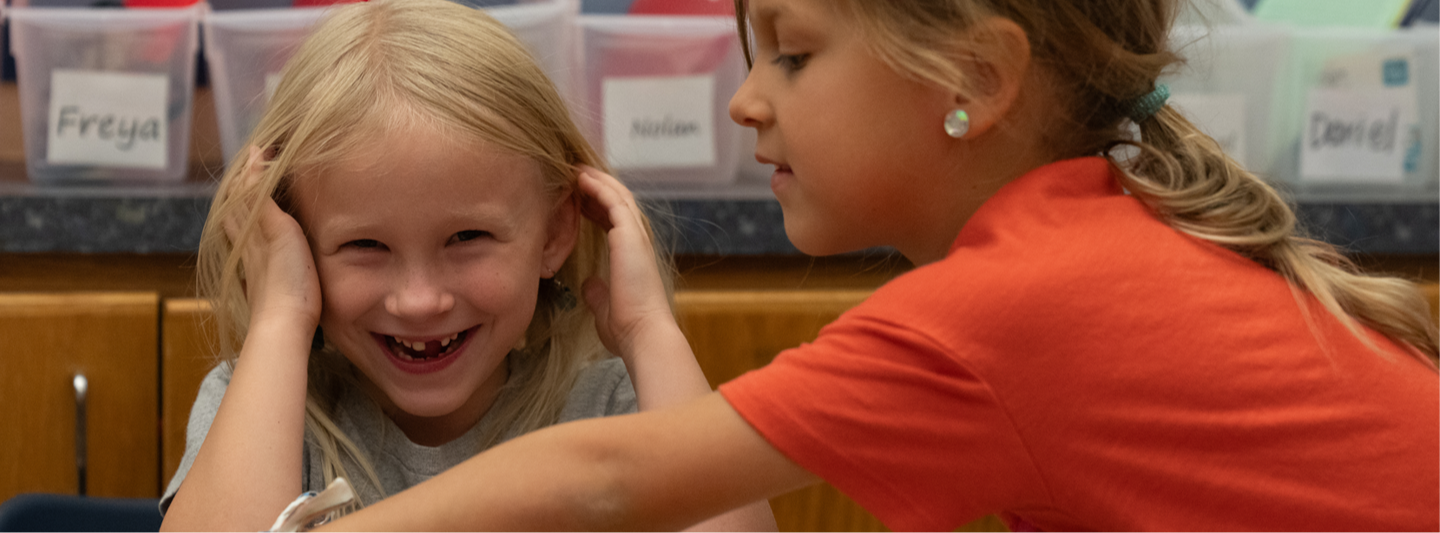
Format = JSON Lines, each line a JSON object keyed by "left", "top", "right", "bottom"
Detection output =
{"left": 160, "top": 356, "right": 636, "bottom": 514}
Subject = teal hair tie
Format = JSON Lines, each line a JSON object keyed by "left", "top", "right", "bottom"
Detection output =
{"left": 1127, "top": 83, "right": 1170, "bottom": 123}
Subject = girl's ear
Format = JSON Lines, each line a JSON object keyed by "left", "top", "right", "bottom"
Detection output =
{"left": 541, "top": 188, "right": 581, "bottom": 276}
{"left": 948, "top": 16, "right": 1031, "bottom": 139}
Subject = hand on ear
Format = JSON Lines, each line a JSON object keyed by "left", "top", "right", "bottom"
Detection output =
{"left": 572, "top": 165, "right": 676, "bottom": 362}
{"left": 224, "top": 146, "right": 323, "bottom": 331}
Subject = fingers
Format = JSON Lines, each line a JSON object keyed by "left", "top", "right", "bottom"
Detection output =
{"left": 223, "top": 146, "right": 274, "bottom": 245}
{"left": 582, "top": 276, "right": 611, "bottom": 325}
{"left": 576, "top": 165, "right": 647, "bottom": 236}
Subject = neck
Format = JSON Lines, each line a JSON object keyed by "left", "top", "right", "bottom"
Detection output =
{"left": 360, "top": 358, "right": 510, "bottom": 447}
{"left": 898, "top": 128, "right": 1058, "bottom": 266}
{"left": 897, "top": 69, "right": 1064, "bottom": 266}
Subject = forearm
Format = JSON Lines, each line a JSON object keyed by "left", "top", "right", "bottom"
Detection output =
{"left": 624, "top": 320, "right": 714, "bottom": 411}
{"left": 161, "top": 318, "right": 313, "bottom": 531}
{"left": 323, "top": 414, "right": 653, "bottom": 531}
{"left": 324, "top": 395, "right": 813, "bottom": 531}
{"left": 622, "top": 325, "right": 780, "bottom": 531}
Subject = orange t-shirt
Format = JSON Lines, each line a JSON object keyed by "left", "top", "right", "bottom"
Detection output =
{"left": 719, "top": 157, "right": 1439, "bottom": 531}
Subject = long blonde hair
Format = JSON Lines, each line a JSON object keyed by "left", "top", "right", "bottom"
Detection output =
{"left": 736, "top": 0, "right": 1438, "bottom": 365}
{"left": 198, "top": 0, "right": 668, "bottom": 504}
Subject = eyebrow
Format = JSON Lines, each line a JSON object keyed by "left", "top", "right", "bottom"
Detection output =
{"left": 749, "top": 1, "right": 787, "bottom": 25}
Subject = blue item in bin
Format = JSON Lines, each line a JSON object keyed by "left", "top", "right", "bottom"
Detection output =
{"left": 207, "top": 0, "right": 293, "bottom": 10}
{"left": 582, "top": 0, "right": 633, "bottom": 14}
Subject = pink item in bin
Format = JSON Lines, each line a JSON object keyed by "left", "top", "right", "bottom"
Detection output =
{"left": 292, "top": 0, "right": 363, "bottom": 8}
{"left": 124, "top": 0, "right": 197, "bottom": 7}
{"left": 628, "top": 0, "right": 731, "bottom": 15}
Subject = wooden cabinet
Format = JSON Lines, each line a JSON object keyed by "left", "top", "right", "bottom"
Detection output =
{"left": 160, "top": 299, "right": 217, "bottom": 487}
{"left": 0, "top": 292, "right": 160, "bottom": 502}
{"left": 2, "top": 250, "right": 1435, "bottom": 531}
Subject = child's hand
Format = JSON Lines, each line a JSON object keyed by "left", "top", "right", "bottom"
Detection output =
{"left": 575, "top": 165, "right": 678, "bottom": 363}
{"left": 224, "top": 146, "right": 322, "bottom": 332}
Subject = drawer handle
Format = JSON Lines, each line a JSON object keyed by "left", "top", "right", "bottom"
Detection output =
{"left": 73, "top": 373, "right": 87, "bottom": 496}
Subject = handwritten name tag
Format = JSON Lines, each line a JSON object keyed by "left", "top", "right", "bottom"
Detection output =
{"left": 47, "top": 70, "right": 169, "bottom": 169}
{"left": 602, "top": 74, "right": 716, "bottom": 170}
{"left": 1300, "top": 87, "right": 1415, "bottom": 183}
{"left": 1171, "top": 92, "right": 1248, "bottom": 164}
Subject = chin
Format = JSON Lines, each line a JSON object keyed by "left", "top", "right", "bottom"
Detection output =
{"left": 384, "top": 388, "right": 472, "bottom": 419}
{"left": 785, "top": 226, "right": 854, "bottom": 258}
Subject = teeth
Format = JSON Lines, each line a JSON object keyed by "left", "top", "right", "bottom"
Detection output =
{"left": 388, "top": 331, "right": 466, "bottom": 359}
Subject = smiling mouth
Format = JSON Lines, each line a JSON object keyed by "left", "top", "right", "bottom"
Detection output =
{"left": 381, "top": 328, "right": 472, "bottom": 361}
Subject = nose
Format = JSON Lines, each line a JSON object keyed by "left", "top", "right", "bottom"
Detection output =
{"left": 729, "top": 68, "right": 772, "bottom": 129}
{"left": 384, "top": 264, "right": 455, "bottom": 319}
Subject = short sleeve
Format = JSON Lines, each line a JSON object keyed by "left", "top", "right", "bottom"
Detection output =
{"left": 718, "top": 312, "right": 1046, "bottom": 531}
{"left": 159, "top": 362, "right": 232, "bottom": 516}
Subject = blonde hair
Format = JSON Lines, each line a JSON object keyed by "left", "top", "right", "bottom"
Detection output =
{"left": 198, "top": 0, "right": 671, "bottom": 505}
{"left": 736, "top": 0, "right": 1438, "bottom": 365}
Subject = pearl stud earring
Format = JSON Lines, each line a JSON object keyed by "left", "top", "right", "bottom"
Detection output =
{"left": 943, "top": 109, "right": 970, "bottom": 138}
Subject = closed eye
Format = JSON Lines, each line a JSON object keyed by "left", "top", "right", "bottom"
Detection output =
{"left": 450, "top": 230, "right": 491, "bottom": 244}
{"left": 772, "top": 53, "right": 810, "bottom": 74}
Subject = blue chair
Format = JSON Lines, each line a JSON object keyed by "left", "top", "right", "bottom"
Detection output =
{"left": 0, "top": 494, "right": 162, "bottom": 532}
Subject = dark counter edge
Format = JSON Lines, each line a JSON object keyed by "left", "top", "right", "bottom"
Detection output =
{"left": 2, "top": 188, "right": 1436, "bottom": 256}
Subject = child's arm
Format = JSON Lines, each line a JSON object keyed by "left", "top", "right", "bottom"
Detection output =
{"left": 324, "top": 393, "right": 819, "bottom": 531}
{"left": 161, "top": 149, "right": 321, "bottom": 532}
{"left": 576, "top": 166, "right": 778, "bottom": 530}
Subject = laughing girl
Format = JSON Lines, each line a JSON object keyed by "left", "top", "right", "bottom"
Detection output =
{"left": 158, "top": 0, "right": 773, "bottom": 530}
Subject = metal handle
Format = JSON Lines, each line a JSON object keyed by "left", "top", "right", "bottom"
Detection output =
{"left": 73, "top": 373, "right": 87, "bottom": 496}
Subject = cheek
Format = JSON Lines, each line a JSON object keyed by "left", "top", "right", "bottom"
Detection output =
{"left": 313, "top": 261, "right": 383, "bottom": 321}
{"left": 456, "top": 262, "right": 539, "bottom": 316}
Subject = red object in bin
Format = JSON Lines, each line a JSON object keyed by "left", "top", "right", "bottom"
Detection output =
{"left": 628, "top": 0, "right": 733, "bottom": 15}
{"left": 123, "top": 0, "right": 198, "bottom": 6}
{"left": 293, "top": 0, "right": 365, "bottom": 6}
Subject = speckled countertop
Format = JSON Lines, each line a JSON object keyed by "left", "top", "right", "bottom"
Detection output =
{"left": 1, "top": 162, "right": 1436, "bottom": 256}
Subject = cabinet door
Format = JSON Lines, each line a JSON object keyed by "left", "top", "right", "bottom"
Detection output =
{"left": 161, "top": 298, "right": 219, "bottom": 488}
{"left": 0, "top": 292, "right": 159, "bottom": 501}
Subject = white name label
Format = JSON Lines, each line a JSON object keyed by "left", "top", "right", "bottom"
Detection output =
{"left": 47, "top": 70, "right": 169, "bottom": 169}
{"left": 602, "top": 75, "right": 716, "bottom": 169}
{"left": 1171, "top": 92, "right": 1248, "bottom": 164}
{"left": 1299, "top": 87, "right": 1413, "bottom": 183}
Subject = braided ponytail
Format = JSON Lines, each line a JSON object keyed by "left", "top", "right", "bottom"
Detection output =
{"left": 1120, "top": 105, "right": 1438, "bottom": 364}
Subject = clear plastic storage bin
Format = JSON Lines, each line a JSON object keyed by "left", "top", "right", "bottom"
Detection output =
{"left": 578, "top": 15, "right": 745, "bottom": 188}
{"left": 203, "top": 0, "right": 576, "bottom": 165}
{"left": 487, "top": 0, "right": 579, "bottom": 103}
{"left": 1163, "top": 23, "right": 1292, "bottom": 182}
{"left": 10, "top": 6, "right": 200, "bottom": 183}
{"left": 1275, "top": 25, "right": 1439, "bottom": 200}
{"left": 203, "top": 6, "right": 332, "bottom": 164}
